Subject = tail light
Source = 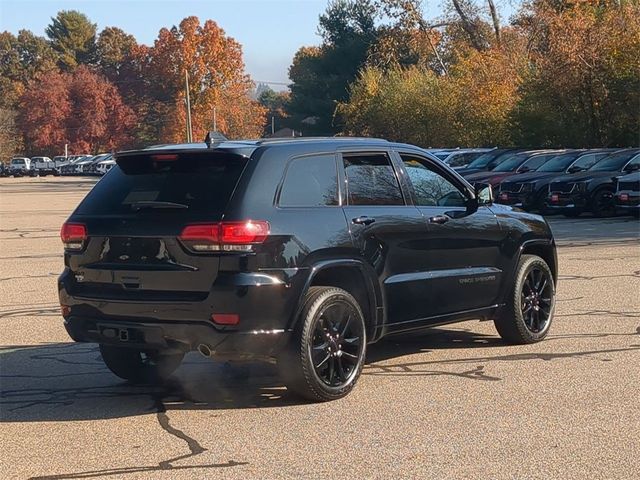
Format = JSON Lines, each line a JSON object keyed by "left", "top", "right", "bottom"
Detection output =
{"left": 179, "top": 220, "right": 270, "bottom": 252}
{"left": 60, "top": 222, "right": 87, "bottom": 250}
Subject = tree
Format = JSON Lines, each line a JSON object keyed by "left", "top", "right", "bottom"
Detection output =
{"left": 96, "top": 27, "right": 137, "bottom": 81}
{"left": 0, "top": 108, "right": 23, "bottom": 158}
{"left": 18, "top": 67, "right": 135, "bottom": 154}
{"left": 0, "top": 30, "right": 58, "bottom": 108}
{"left": 147, "top": 16, "right": 265, "bottom": 141}
{"left": 288, "top": 0, "right": 380, "bottom": 134}
{"left": 258, "top": 86, "right": 291, "bottom": 135}
{"left": 511, "top": 0, "right": 640, "bottom": 147}
{"left": 46, "top": 10, "right": 97, "bottom": 70}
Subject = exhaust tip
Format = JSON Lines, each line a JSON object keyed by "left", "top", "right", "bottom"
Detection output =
{"left": 197, "top": 344, "right": 212, "bottom": 358}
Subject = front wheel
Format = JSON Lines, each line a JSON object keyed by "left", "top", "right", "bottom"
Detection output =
{"left": 278, "top": 286, "right": 367, "bottom": 402}
{"left": 591, "top": 189, "right": 615, "bottom": 218}
{"left": 494, "top": 255, "right": 556, "bottom": 344}
{"left": 99, "top": 344, "right": 184, "bottom": 383}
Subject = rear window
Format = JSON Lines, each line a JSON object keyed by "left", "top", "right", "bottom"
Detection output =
{"left": 11, "top": 159, "right": 26, "bottom": 165}
{"left": 74, "top": 152, "right": 248, "bottom": 215}
{"left": 279, "top": 154, "right": 338, "bottom": 207}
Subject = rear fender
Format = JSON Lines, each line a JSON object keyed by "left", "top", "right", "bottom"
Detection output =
{"left": 288, "top": 259, "right": 384, "bottom": 342}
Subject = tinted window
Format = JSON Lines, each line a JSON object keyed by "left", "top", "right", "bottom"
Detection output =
{"left": 447, "top": 152, "right": 483, "bottom": 168}
{"left": 492, "top": 153, "right": 530, "bottom": 172}
{"left": 344, "top": 153, "right": 404, "bottom": 205}
{"left": 571, "top": 154, "right": 598, "bottom": 170}
{"left": 537, "top": 153, "right": 582, "bottom": 172}
{"left": 75, "top": 154, "right": 248, "bottom": 215}
{"left": 280, "top": 154, "right": 338, "bottom": 207}
{"left": 401, "top": 154, "right": 466, "bottom": 207}
{"left": 589, "top": 150, "right": 640, "bottom": 171}
{"left": 466, "top": 149, "right": 509, "bottom": 169}
{"left": 519, "top": 154, "right": 552, "bottom": 171}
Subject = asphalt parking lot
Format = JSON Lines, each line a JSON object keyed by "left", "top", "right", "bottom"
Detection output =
{"left": 1, "top": 176, "right": 639, "bottom": 480}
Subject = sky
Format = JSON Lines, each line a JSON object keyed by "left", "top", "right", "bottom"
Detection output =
{"left": 0, "top": 0, "right": 519, "bottom": 90}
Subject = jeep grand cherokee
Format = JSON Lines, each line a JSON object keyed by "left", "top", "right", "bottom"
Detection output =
{"left": 59, "top": 137, "right": 558, "bottom": 401}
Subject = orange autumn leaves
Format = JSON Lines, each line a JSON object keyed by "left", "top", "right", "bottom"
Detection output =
{"left": 149, "top": 17, "right": 265, "bottom": 142}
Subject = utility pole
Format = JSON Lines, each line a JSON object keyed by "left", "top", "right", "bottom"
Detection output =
{"left": 184, "top": 70, "right": 193, "bottom": 142}
{"left": 213, "top": 107, "right": 217, "bottom": 132}
{"left": 64, "top": 143, "right": 68, "bottom": 158}
{"left": 271, "top": 116, "right": 275, "bottom": 135}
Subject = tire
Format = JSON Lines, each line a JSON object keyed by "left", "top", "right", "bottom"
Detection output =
{"left": 278, "top": 286, "right": 367, "bottom": 402}
{"left": 494, "top": 254, "right": 556, "bottom": 344}
{"left": 99, "top": 344, "right": 184, "bottom": 383}
{"left": 591, "top": 188, "right": 615, "bottom": 218}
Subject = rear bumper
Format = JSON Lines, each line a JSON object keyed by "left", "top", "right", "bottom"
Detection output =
{"left": 58, "top": 267, "right": 307, "bottom": 358}
{"left": 64, "top": 316, "right": 291, "bottom": 359}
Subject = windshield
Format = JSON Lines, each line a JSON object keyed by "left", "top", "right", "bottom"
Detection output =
{"left": 11, "top": 159, "right": 26, "bottom": 165}
{"left": 537, "top": 152, "right": 583, "bottom": 172}
{"left": 465, "top": 150, "right": 505, "bottom": 168}
{"left": 492, "top": 153, "right": 529, "bottom": 172}
{"left": 75, "top": 153, "right": 248, "bottom": 215}
{"left": 589, "top": 150, "right": 640, "bottom": 172}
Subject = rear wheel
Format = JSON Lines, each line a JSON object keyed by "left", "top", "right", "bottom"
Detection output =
{"left": 278, "top": 286, "right": 367, "bottom": 402}
{"left": 99, "top": 344, "right": 184, "bottom": 383}
{"left": 494, "top": 255, "right": 555, "bottom": 344}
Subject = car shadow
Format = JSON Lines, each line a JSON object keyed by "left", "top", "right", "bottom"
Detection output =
{"left": 2, "top": 326, "right": 638, "bottom": 423}
{"left": 0, "top": 327, "right": 502, "bottom": 422}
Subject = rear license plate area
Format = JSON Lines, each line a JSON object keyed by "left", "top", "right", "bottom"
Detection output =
{"left": 105, "top": 237, "right": 164, "bottom": 264}
{"left": 551, "top": 194, "right": 559, "bottom": 202}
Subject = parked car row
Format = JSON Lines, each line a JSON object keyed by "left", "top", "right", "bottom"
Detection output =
{"left": 2, "top": 153, "right": 115, "bottom": 177}
{"left": 450, "top": 148, "right": 640, "bottom": 217}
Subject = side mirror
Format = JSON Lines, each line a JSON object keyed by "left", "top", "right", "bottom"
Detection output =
{"left": 476, "top": 183, "right": 494, "bottom": 205}
{"left": 624, "top": 163, "right": 640, "bottom": 172}
{"left": 567, "top": 165, "right": 583, "bottom": 173}
{"left": 468, "top": 183, "right": 493, "bottom": 212}
{"left": 518, "top": 166, "right": 531, "bottom": 173}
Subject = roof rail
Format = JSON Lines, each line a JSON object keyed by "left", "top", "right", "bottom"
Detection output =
{"left": 255, "top": 136, "right": 390, "bottom": 145}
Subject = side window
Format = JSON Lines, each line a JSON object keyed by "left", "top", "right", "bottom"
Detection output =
{"left": 400, "top": 154, "right": 467, "bottom": 207}
{"left": 521, "top": 155, "right": 549, "bottom": 171}
{"left": 572, "top": 154, "right": 596, "bottom": 170}
{"left": 625, "top": 155, "right": 640, "bottom": 170}
{"left": 279, "top": 154, "right": 338, "bottom": 207}
{"left": 343, "top": 153, "right": 404, "bottom": 205}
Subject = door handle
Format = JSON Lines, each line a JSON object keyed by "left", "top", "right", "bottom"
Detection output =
{"left": 352, "top": 216, "right": 376, "bottom": 226}
{"left": 428, "top": 214, "right": 450, "bottom": 225}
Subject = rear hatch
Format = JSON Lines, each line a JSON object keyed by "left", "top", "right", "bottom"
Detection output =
{"left": 64, "top": 150, "right": 250, "bottom": 302}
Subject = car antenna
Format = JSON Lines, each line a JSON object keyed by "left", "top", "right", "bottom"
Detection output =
{"left": 204, "top": 131, "right": 228, "bottom": 148}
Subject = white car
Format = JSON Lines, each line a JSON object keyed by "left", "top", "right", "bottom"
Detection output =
{"left": 9, "top": 157, "right": 31, "bottom": 176}
{"left": 31, "top": 156, "right": 60, "bottom": 176}
{"left": 96, "top": 158, "right": 116, "bottom": 175}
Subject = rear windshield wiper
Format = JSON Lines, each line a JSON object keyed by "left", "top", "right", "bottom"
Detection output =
{"left": 129, "top": 201, "right": 189, "bottom": 210}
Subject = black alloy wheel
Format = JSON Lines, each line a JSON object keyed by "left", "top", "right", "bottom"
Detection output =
{"left": 310, "top": 300, "right": 364, "bottom": 388}
{"left": 592, "top": 189, "right": 616, "bottom": 217}
{"left": 520, "top": 267, "right": 553, "bottom": 334}
{"left": 279, "top": 286, "right": 367, "bottom": 401}
{"left": 494, "top": 254, "right": 555, "bottom": 344}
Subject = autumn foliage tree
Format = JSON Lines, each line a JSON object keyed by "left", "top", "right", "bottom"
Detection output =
{"left": 18, "top": 66, "right": 135, "bottom": 154}
{"left": 147, "top": 17, "right": 265, "bottom": 141}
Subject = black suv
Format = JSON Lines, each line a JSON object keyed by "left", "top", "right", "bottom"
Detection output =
{"left": 496, "top": 150, "right": 614, "bottom": 213}
{"left": 546, "top": 148, "right": 640, "bottom": 217}
{"left": 59, "top": 137, "right": 558, "bottom": 401}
